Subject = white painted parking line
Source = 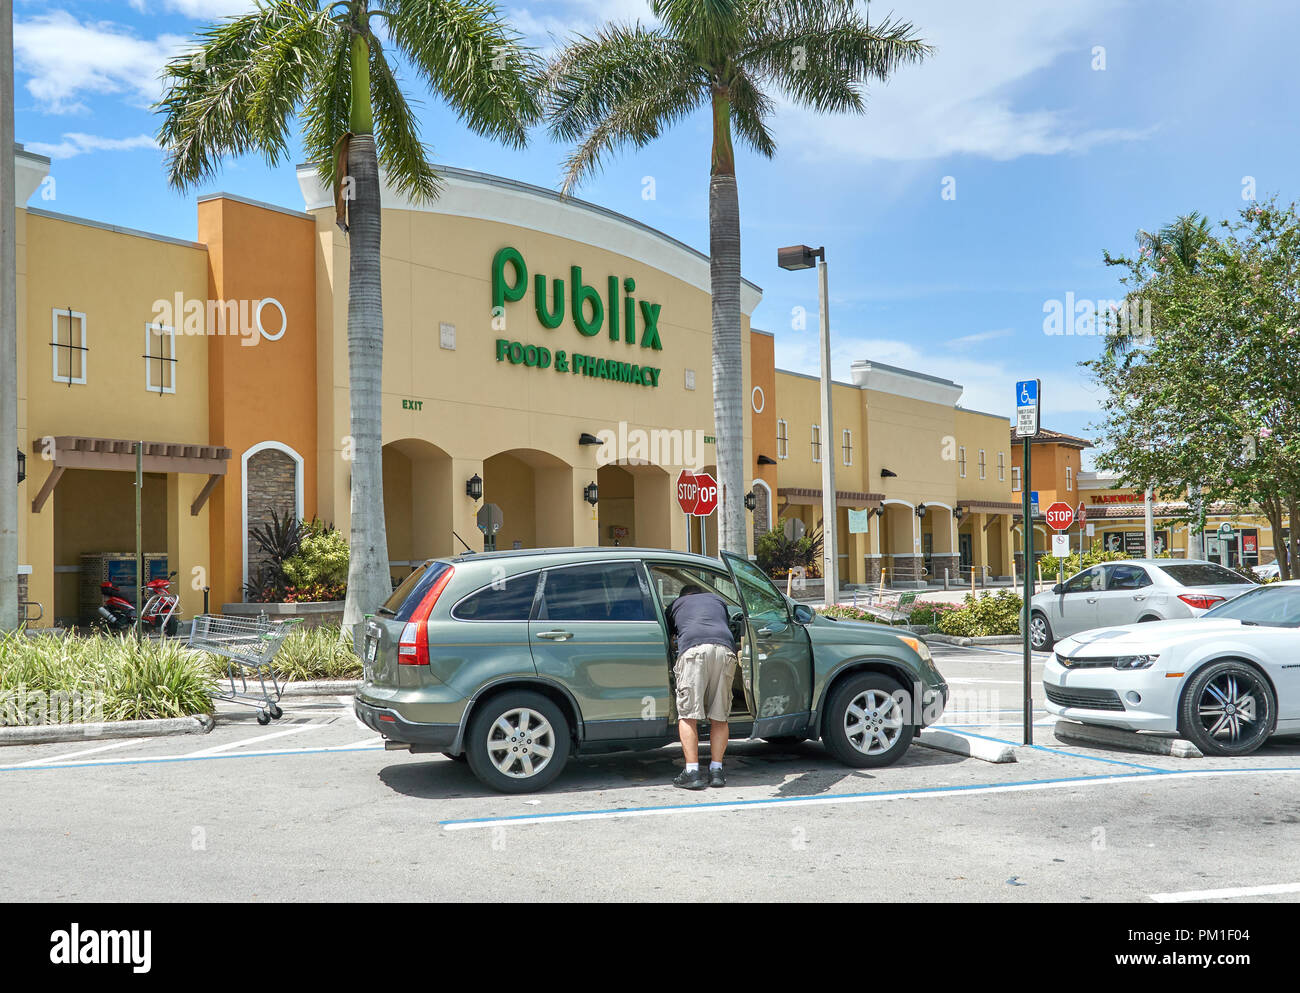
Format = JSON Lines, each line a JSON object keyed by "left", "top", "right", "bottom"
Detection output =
{"left": 0, "top": 739, "right": 386, "bottom": 772}
{"left": 1150, "top": 882, "right": 1300, "bottom": 903}
{"left": 12, "top": 738, "right": 146, "bottom": 767}
{"left": 946, "top": 678, "right": 1026, "bottom": 685}
{"left": 342, "top": 695, "right": 372, "bottom": 732}
{"left": 185, "top": 723, "right": 327, "bottom": 757}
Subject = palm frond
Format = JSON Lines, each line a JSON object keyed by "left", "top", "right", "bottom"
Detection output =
{"left": 368, "top": 36, "right": 442, "bottom": 203}
{"left": 740, "top": 2, "right": 931, "bottom": 113}
{"left": 651, "top": 0, "right": 746, "bottom": 62}
{"left": 380, "top": 0, "right": 543, "bottom": 149}
{"left": 155, "top": 0, "right": 330, "bottom": 190}
{"left": 727, "top": 67, "right": 777, "bottom": 158}
{"left": 301, "top": 24, "right": 354, "bottom": 196}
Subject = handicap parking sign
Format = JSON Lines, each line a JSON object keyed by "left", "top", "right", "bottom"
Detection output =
{"left": 1015, "top": 379, "right": 1040, "bottom": 438}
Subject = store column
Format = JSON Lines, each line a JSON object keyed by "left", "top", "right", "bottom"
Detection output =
{"left": 452, "top": 457, "right": 485, "bottom": 552}
{"left": 971, "top": 512, "right": 990, "bottom": 585}
{"left": 166, "top": 474, "right": 210, "bottom": 619}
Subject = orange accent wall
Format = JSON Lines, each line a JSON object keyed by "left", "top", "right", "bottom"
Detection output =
{"left": 1011, "top": 441, "right": 1083, "bottom": 509}
{"left": 749, "top": 331, "right": 778, "bottom": 498}
{"left": 198, "top": 198, "right": 318, "bottom": 606}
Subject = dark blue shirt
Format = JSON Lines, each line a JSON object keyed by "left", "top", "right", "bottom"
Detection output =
{"left": 667, "top": 592, "right": 738, "bottom": 656}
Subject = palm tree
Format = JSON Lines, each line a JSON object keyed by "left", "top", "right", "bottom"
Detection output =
{"left": 156, "top": 0, "right": 540, "bottom": 641}
{"left": 1138, "top": 211, "right": 1212, "bottom": 272}
{"left": 544, "top": 0, "right": 929, "bottom": 554}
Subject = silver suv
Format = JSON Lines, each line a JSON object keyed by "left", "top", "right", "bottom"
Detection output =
{"left": 1027, "top": 558, "right": 1256, "bottom": 651}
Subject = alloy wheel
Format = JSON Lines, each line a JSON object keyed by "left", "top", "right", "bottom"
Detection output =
{"left": 485, "top": 707, "right": 556, "bottom": 779}
{"left": 1197, "top": 670, "right": 1267, "bottom": 746}
{"left": 1029, "top": 614, "right": 1048, "bottom": 649}
{"left": 844, "top": 689, "right": 905, "bottom": 755}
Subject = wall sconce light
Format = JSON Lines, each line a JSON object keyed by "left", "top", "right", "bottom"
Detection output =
{"left": 16, "top": 448, "right": 26, "bottom": 485}
{"left": 953, "top": 506, "right": 964, "bottom": 519}
{"left": 915, "top": 504, "right": 928, "bottom": 519}
{"left": 466, "top": 473, "right": 483, "bottom": 501}
{"left": 869, "top": 506, "right": 884, "bottom": 519}
{"left": 578, "top": 433, "right": 602, "bottom": 446}
{"left": 744, "top": 490, "right": 756, "bottom": 511}
{"left": 583, "top": 481, "right": 599, "bottom": 506}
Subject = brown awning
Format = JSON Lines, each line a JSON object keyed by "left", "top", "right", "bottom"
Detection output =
{"left": 778, "top": 487, "right": 885, "bottom": 508}
{"left": 958, "top": 499, "right": 1021, "bottom": 513}
{"left": 30, "top": 436, "right": 232, "bottom": 515}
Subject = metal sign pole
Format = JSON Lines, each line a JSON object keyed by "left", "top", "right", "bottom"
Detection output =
{"left": 135, "top": 440, "right": 143, "bottom": 644}
{"left": 1021, "top": 436, "right": 1033, "bottom": 746}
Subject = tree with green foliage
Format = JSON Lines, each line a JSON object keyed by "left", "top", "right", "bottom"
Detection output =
{"left": 1085, "top": 197, "right": 1300, "bottom": 578}
{"left": 544, "top": 0, "right": 930, "bottom": 554}
{"left": 155, "top": 0, "right": 541, "bottom": 642}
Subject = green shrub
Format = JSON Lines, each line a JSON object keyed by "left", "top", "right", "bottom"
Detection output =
{"left": 202, "top": 624, "right": 361, "bottom": 682}
{"left": 281, "top": 520, "right": 349, "bottom": 601}
{"left": 909, "top": 601, "right": 959, "bottom": 627}
{"left": 936, "top": 590, "right": 1023, "bottom": 637}
{"left": 1036, "top": 540, "right": 1130, "bottom": 581}
{"left": 0, "top": 631, "right": 215, "bottom": 724}
{"left": 755, "top": 525, "right": 823, "bottom": 579}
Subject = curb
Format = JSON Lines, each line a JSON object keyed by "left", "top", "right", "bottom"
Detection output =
{"left": 914, "top": 728, "right": 1018, "bottom": 763}
{"left": 0, "top": 713, "right": 214, "bottom": 747}
{"left": 1052, "top": 718, "right": 1203, "bottom": 758}
{"left": 279, "top": 680, "right": 360, "bottom": 696}
{"left": 921, "top": 633, "right": 1021, "bottom": 647}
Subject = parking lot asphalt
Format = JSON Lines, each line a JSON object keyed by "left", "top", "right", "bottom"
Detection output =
{"left": 4, "top": 642, "right": 1300, "bottom": 902}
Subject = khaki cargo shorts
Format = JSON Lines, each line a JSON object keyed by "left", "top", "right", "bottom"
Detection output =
{"left": 674, "top": 643, "right": 738, "bottom": 722}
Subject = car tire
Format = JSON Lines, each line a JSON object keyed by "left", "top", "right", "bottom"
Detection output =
{"left": 465, "top": 690, "right": 571, "bottom": 793}
{"left": 821, "top": 672, "right": 915, "bottom": 768}
{"left": 1028, "top": 611, "right": 1054, "bottom": 651}
{"left": 1178, "top": 660, "right": 1275, "bottom": 757}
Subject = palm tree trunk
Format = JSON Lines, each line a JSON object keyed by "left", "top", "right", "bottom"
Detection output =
{"left": 340, "top": 132, "right": 390, "bottom": 646}
{"left": 709, "top": 89, "right": 747, "bottom": 555}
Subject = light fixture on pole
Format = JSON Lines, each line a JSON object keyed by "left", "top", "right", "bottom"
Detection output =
{"left": 778, "top": 243, "right": 837, "bottom": 609}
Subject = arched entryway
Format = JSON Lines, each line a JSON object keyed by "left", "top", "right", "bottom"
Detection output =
{"left": 482, "top": 448, "right": 577, "bottom": 551}
{"left": 242, "top": 441, "right": 303, "bottom": 592}
{"left": 596, "top": 462, "right": 673, "bottom": 549}
{"left": 382, "top": 438, "right": 454, "bottom": 584}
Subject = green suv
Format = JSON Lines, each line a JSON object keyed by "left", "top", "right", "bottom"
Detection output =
{"left": 355, "top": 547, "right": 948, "bottom": 793}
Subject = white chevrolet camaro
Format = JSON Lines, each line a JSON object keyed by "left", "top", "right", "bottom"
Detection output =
{"left": 1044, "top": 581, "right": 1300, "bottom": 756}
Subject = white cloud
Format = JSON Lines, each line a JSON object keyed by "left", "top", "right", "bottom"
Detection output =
{"left": 25, "top": 133, "right": 159, "bottom": 160}
{"left": 772, "top": 0, "right": 1150, "bottom": 163}
{"left": 159, "top": 0, "right": 258, "bottom": 16}
{"left": 949, "top": 328, "right": 1014, "bottom": 348}
{"left": 14, "top": 11, "right": 189, "bottom": 113}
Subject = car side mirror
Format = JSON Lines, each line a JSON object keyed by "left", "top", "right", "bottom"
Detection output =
{"left": 793, "top": 603, "right": 816, "bottom": 624}
{"left": 1052, "top": 583, "right": 1063, "bottom": 595}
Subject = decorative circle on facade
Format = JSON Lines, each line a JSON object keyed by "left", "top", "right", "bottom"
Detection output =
{"left": 256, "top": 297, "right": 287, "bottom": 342}
{"left": 751, "top": 385, "right": 765, "bottom": 413}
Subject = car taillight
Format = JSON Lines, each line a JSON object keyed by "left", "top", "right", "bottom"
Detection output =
{"left": 397, "top": 566, "right": 454, "bottom": 665}
{"left": 1178, "top": 593, "right": 1226, "bottom": 610}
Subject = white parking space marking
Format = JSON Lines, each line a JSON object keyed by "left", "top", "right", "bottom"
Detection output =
{"left": 1150, "top": 882, "right": 1300, "bottom": 903}
{"left": 946, "top": 678, "right": 1025, "bottom": 685}
{"left": 185, "top": 722, "right": 328, "bottom": 757}
{"left": 442, "top": 767, "right": 1300, "bottom": 831}
{"left": 0, "top": 739, "right": 385, "bottom": 773}
{"left": 12, "top": 738, "right": 146, "bottom": 767}
{"left": 341, "top": 695, "right": 372, "bottom": 732}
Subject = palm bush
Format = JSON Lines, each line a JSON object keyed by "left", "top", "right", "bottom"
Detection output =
{"left": 0, "top": 631, "right": 215, "bottom": 725}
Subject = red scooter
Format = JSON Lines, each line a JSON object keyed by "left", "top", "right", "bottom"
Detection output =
{"left": 96, "top": 572, "right": 181, "bottom": 636}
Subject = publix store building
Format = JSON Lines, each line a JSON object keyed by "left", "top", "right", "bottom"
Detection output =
{"left": 11, "top": 147, "right": 760, "bottom": 625}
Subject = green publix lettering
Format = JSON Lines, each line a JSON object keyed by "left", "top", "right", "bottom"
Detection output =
{"left": 492, "top": 246, "right": 662, "bottom": 351}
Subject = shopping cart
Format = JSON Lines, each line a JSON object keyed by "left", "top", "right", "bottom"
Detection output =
{"left": 189, "top": 613, "right": 301, "bottom": 725}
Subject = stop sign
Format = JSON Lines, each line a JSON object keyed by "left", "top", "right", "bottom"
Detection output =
{"left": 676, "top": 470, "right": 699, "bottom": 514}
{"left": 693, "top": 472, "right": 719, "bottom": 516}
{"left": 1045, "top": 501, "right": 1075, "bottom": 531}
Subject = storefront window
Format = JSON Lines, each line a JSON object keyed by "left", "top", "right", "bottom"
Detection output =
{"left": 811, "top": 424, "right": 821, "bottom": 463}
{"left": 776, "top": 419, "right": 788, "bottom": 459}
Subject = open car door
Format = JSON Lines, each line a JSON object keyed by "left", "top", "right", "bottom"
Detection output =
{"left": 722, "top": 552, "right": 814, "bottom": 738}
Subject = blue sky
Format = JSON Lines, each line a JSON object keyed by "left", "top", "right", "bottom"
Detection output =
{"left": 13, "top": 0, "right": 1300, "bottom": 467}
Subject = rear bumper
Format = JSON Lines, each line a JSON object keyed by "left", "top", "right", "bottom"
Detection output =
{"left": 354, "top": 697, "right": 458, "bottom": 748}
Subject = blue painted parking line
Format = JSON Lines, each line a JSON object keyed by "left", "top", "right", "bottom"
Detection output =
{"left": 439, "top": 767, "right": 1300, "bottom": 830}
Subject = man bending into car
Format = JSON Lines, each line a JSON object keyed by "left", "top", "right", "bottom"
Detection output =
{"left": 667, "top": 584, "right": 739, "bottom": 790}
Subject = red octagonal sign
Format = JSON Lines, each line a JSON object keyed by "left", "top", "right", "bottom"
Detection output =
{"left": 676, "top": 470, "right": 699, "bottom": 514}
{"left": 1045, "top": 501, "right": 1075, "bottom": 531}
{"left": 693, "top": 472, "right": 719, "bottom": 517}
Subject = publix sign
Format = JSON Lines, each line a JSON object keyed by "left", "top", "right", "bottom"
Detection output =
{"left": 491, "top": 246, "right": 663, "bottom": 389}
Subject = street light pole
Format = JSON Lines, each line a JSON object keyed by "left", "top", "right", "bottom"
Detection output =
{"left": 0, "top": 0, "right": 18, "bottom": 632}
{"left": 816, "top": 258, "right": 838, "bottom": 608}
{"left": 778, "top": 244, "right": 838, "bottom": 608}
